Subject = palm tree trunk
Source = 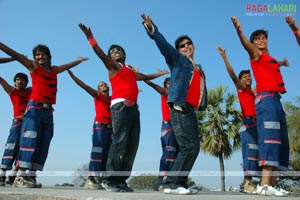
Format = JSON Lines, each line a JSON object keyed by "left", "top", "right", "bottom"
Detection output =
{"left": 219, "top": 153, "right": 226, "bottom": 191}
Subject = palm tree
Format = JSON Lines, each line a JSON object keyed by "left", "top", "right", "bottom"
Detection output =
{"left": 197, "top": 86, "right": 241, "bottom": 191}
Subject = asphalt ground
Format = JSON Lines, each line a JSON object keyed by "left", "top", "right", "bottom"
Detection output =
{"left": 0, "top": 186, "right": 299, "bottom": 200}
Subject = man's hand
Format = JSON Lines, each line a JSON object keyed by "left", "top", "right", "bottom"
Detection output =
{"left": 79, "top": 23, "right": 94, "bottom": 39}
{"left": 141, "top": 13, "right": 153, "bottom": 32}
{"left": 231, "top": 16, "right": 242, "bottom": 32}
{"left": 157, "top": 69, "right": 169, "bottom": 75}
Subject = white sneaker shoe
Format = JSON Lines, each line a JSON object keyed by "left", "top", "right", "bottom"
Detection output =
{"left": 256, "top": 184, "right": 285, "bottom": 196}
{"left": 277, "top": 187, "right": 290, "bottom": 195}
{"left": 164, "top": 186, "right": 191, "bottom": 195}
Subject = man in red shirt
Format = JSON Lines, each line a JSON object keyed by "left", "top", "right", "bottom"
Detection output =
{"left": 0, "top": 42, "right": 88, "bottom": 188}
{"left": 78, "top": 23, "right": 168, "bottom": 192}
{"left": 144, "top": 78, "right": 178, "bottom": 191}
{"left": 231, "top": 16, "right": 290, "bottom": 197}
{"left": 0, "top": 73, "right": 31, "bottom": 186}
{"left": 67, "top": 69, "right": 112, "bottom": 190}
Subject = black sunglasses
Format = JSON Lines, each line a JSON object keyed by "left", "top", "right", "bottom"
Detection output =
{"left": 179, "top": 41, "right": 193, "bottom": 49}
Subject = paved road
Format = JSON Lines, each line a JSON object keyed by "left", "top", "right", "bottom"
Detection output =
{"left": 0, "top": 186, "right": 300, "bottom": 200}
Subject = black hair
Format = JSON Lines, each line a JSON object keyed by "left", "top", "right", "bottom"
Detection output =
{"left": 250, "top": 29, "right": 268, "bottom": 43}
{"left": 238, "top": 70, "right": 251, "bottom": 79}
{"left": 163, "top": 77, "right": 170, "bottom": 88}
{"left": 32, "top": 44, "right": 52, "bottom": 66}
{"left": 175, "top": 35, "right": 193, "bottom": 50}
{"left": 107, "top": 44, "right": 126, "bottom": 58}
{"left": 14, "top": 72, "right": 28, "bottom": 86}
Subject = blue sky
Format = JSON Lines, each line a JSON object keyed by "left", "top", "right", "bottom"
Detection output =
{"left": 0, "top": 0, "right": 299, "bottom": 189}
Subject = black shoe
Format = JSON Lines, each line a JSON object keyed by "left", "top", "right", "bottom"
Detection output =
{"left": 6, "top": 176, "right": 16, "bottom": 185}
{"left": 118, "top": 183, "right": 134, "bottom": 192}
{"left": 0, "top": 176, "right": 6, "bottom": 186}
{"left": 28, "top": 176, "right": 42, "bottom": 188}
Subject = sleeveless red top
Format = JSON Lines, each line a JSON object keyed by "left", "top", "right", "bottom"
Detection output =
{"left": 94, "top": 93, "right": 112, "bottom": 124}
{"left": 30, "top": 66, "right": 58, "bottom": 104}
{"left": 237, "top": 87, "right": 256, "bottom": 119}
{"left": 110, "top": 65, "right": 138, "bottom": 101}
{"left": 161, "top": 95, "right": 170, "bottom": 121}
{"left": 9, "top": 87, "right": 32, "bottom": 117}
{"left": 250, "top": 53, "right": 286, "bottom": 93}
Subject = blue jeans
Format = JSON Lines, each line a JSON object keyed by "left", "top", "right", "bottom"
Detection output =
{"left": 239, "top": 117, "right": 260, "bottom": 176}
{"left": 89, "top": 122, "right": 112, "bottom": 176}
{"left": 104, "top": 101, "right": 140, "bottom": 184}
{"left": 164, "top": 104, "right": 200, "bottom": 187}
{"left": 1, "top": 119, "right": 22, "bottom": 170}
{"left": 255, "top": 92, "right": 289, "bottom": 170}
{"left": 159, "top": 120, "right": 178, "bottom": 176}
{"left": 18, "top": 100, "right": 54, "bottom": 171}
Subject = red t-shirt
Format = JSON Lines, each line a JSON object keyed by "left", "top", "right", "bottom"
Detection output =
{"left": 30, "top": 66, "right": 58, "bottom": 104}
{"left": 110, "top": 65, "right": 138, "bottom": 102}
{"left": 237, "top": 87, "right": 256, "bottom": 119}
{"left": 161, "top": 95, "right": 170, "bottom": 121}
{"left": 251, "top": 53, "right": 286, "bottom": 93}
{"left": 9, "top": 87, "right": 32, "bottom": 117}
{"left": 94, "top": 93, "right": 112, "bottom": 124}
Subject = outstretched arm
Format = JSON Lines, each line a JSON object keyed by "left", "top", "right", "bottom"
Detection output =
{"left": 0, "top": 57, "right": 15, "bottom": 64}
{"left": 277, "top": 57, "right": 289, "bottom": 67}
{"left": 0, "top": 42, "right": 35, "bottom": 71}
{"left": 217, "top": 46, "right": 245, "bottom": 90}
{"left": 78, "top": 23, "right": 121, "bottom": 76}
{"left": 136, "top": 69, "right": 169, "bottom": 81}
{"left": 0, "top": 76, "right": 14, "bottom": 94}
{"left": 144, "top": 80, "right": 167, "bottom": 95}
{"left": 231, "top": 17, "right": 261, "bottom": 61}
{"left": 285, "top": 15, "right": 300, "bottom": 46}
{"left": 67, "top": 69, "right": 98, "bottom": 98}
{"left": 56, "top": 56, "right": 88, "bottom": 74}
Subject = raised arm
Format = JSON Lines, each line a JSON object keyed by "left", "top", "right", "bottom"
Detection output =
{"left": 55, "top": 56, "right": 88, "bottom": 74}
{"left": 78, "top": 23, "right": 121, "bottom": 75}
{"left": 67, "top": 69, "right": 98, "bottom": 98}
{"left": 0, "top": 76, "right": 14, "bottom": 94}
{"left": 285, "top": 15, "right": 300, "bottom": 46}
{"left": 0, "top": 42, "right": 35, "bottom": 71}
{"left": 0, "top": 57, "right": 15, "bottom": 64}
{"left": 231, "top": 17, "right": 261, "bottom": 61}
{"left": 144, "top": 80, "right": 167, "bottom": 95}
{"left": 135, "top": 69, "right": 169, "bottom": 81}
{"left": 217, "top": 46, "right": 244, "bottom": 90}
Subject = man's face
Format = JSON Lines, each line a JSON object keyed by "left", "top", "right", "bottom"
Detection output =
{"left": 240, "top": 73, "right": 252, "bottom": 87}
{"left": 34, "top": 50, "right": 49, "bottom": 66}
{"left": 252, "top": 34, "right": 268, "bottom": 50}
{"left": 15, "top": 77, "right": 27, "bottom": 90}
{"left": 98, "top": 82, "right": 109, "bottom": 94}
{"left": 178, "top": 39, "right": 195, "bottom": 58}
{"left": 109, "top": 47, "right": 125, "bottom": 63}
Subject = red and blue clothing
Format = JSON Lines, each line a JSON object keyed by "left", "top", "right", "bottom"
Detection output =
{"left": 89, "top": 94, "right": 112, "bottom": 176}
{"left": 251, "top": 53, "right": 289, "bottom": 170}
{"left": 238, "top": 87, "right": 260, "bottom": 176}
{"left": 159, "top": 95, "right": 178, "bottom": 176}
{"left": 1, "top": 88, "right": 31, "bottom": 170}
{"left": 18, "top": 66, "right": 57, "bottom": 170}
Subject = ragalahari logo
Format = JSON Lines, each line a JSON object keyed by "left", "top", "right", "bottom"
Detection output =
{"left": 246, "top": 3, "right": 297, "bottom": 17}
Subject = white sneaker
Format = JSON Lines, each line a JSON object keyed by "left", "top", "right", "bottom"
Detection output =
{"left": 277, "top": 187, "right": 290, "bottom": 195}
{"left": 189, "top": 187, "right": 198, "bottom": 194}
{"left": 256, "top": 184, "right": 285, "bottom": 196}
{"left": 164, "top": 186, "right": 191, "bottom": 195}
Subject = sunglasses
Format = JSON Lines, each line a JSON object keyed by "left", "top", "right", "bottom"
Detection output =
{"left": 179, "top": 41, "right": 193, "bottom": 49}
{"left": 109, "top": 47, "right": 123, "bottom": 55}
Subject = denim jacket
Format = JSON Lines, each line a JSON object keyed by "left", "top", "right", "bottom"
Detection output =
{"left": 144, "top": 23, "right": 207, "bottom": 111}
